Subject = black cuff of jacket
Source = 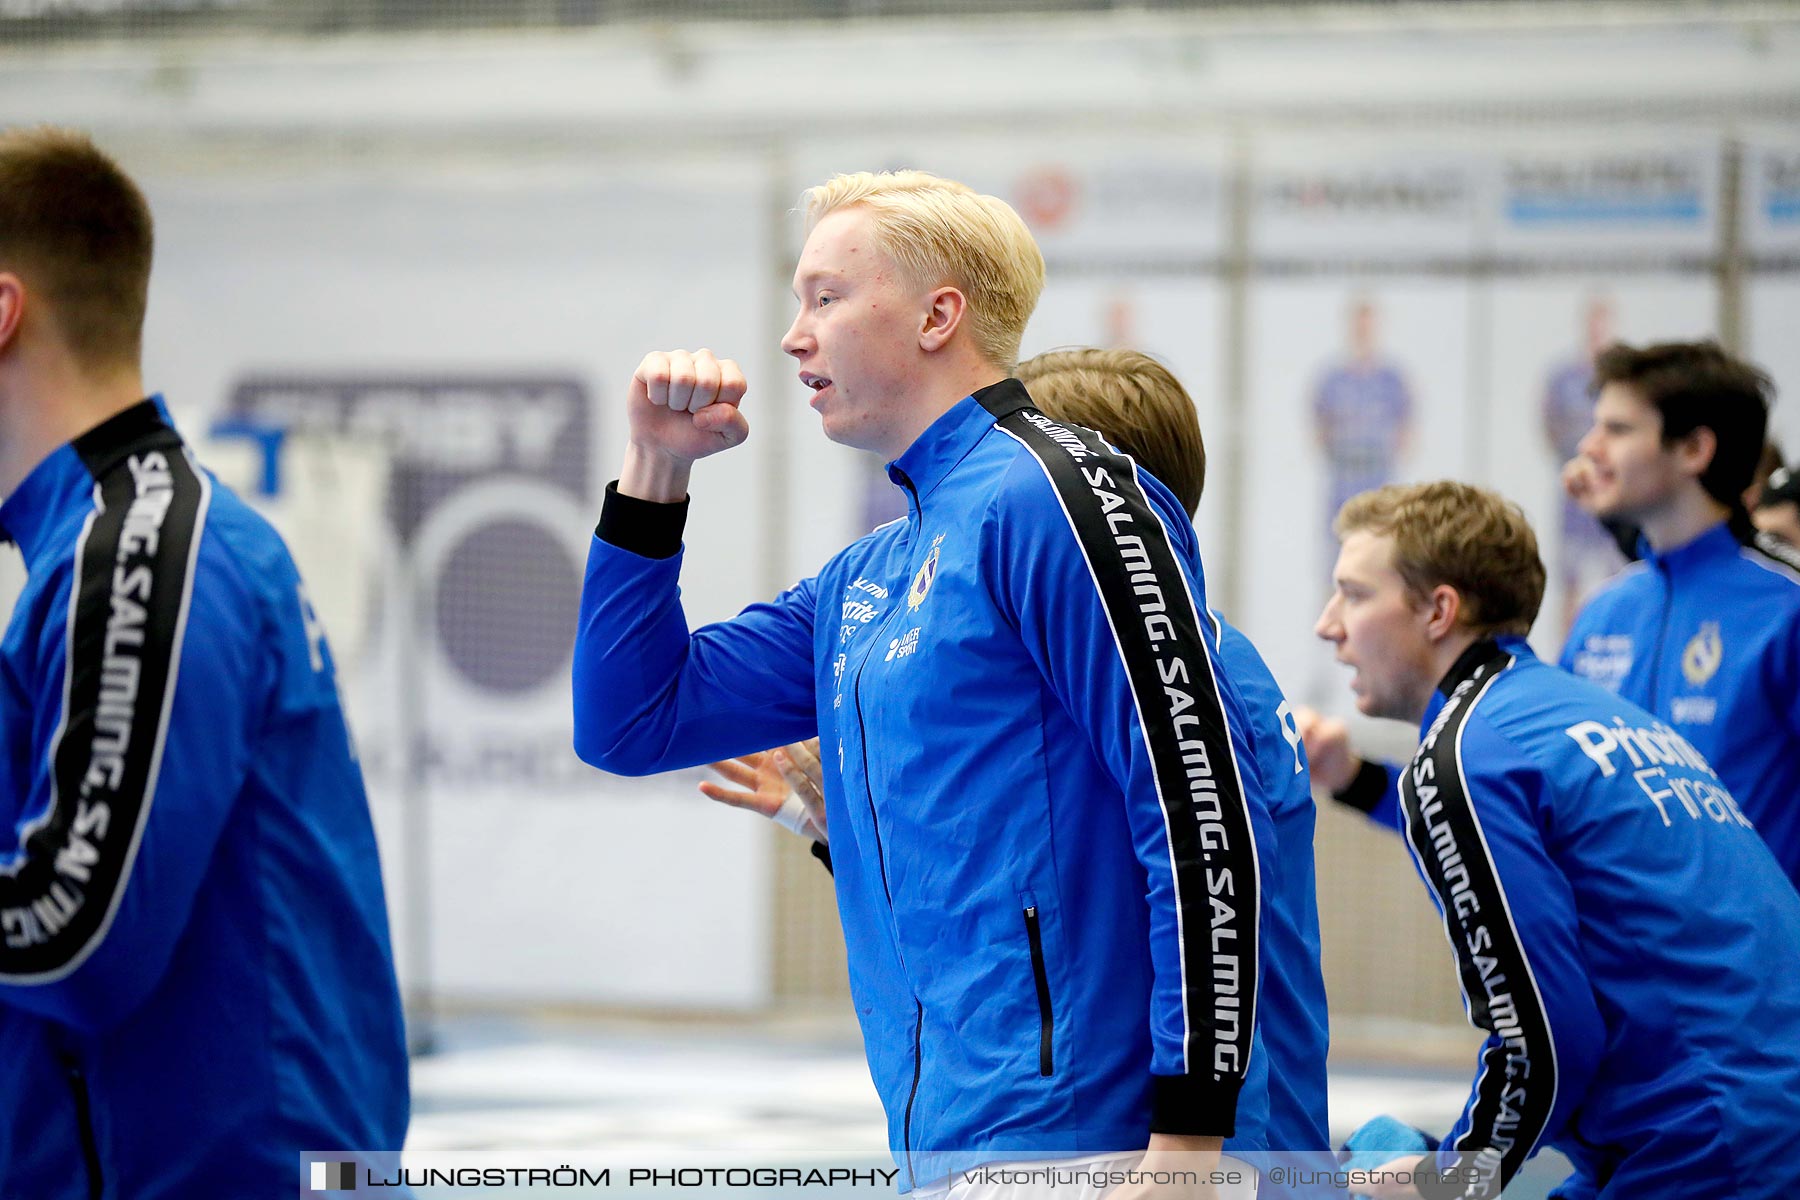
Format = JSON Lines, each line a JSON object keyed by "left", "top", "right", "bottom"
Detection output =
{"left": 810, "top": 841, "right": 834, "bottom": 876}
{"left": 596, "top": 480, "right": 688, "bottom": 560}
{"left": 1332, "top": 759, "right": 1390, "bottom": 815}
{"left": 1149, "top": 1072, "right": 1240, "bottom": 1137}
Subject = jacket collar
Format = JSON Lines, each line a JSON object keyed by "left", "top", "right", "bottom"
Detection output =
{"left": 1641, "top": 518, "right": 1739, "bottom": 573}
{"left": 0, "top": 397, "right": 181, "bottom": 564}
{"left": 886, "top": 379, "right": 1022, "bottom": 503}
{"left": 1418, "top": 634, "right": 1531, "bottom": 734}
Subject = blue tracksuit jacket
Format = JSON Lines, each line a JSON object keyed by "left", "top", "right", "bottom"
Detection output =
{"left": 576, "top": 381, "right": 1285, "bottom": 1189}
{"left": 1559, "top": 519, "right": 1800, "bottom": 888}
{"left": 1397, "top": 635, "right": 1800, "bottom": 1199}
{"left": 0, "top": 399, "right": 409, "bottom": 1198}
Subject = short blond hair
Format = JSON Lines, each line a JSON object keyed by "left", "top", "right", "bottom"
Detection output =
{"left": 1335, "top": 481, "right": 1546, "bottom": 637}
{"left": 1017, "top": 348, "right": 1205, "bottom": 518}
{"left": 800, "top": 170, "right": 1045, "bottom": 371}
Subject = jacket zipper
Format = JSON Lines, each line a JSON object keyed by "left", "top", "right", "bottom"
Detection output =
{"left": 850, "top": 467, "right": 926, "bottom": 1187}
{"left": 60, "top": 1053, "right": 103, "bottom": 1200}
{"left": 1023, "top": 906, "right": 1055, "bottom": 1076}
{"left": 1648, "top": 563, "right": 1672, "bottom": 701}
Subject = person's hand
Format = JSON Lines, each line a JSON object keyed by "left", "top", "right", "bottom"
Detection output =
{"left": 1562, "top": 456, "right": 1599, "bottom": 513}
{"left": 1292, "top": 706, "right": 1362, "bottom": 794}
{"left": 620, "top": 349, "right": 749, "bottom": 500}
{"left": 773, "top": 738, "right": 826, "bottom": 839}
{"left": 700, "top": 739, "right": 826, "bottom": 844}
{"left": 1105, "top": 1133, "right": 1222, "bottom": 1200}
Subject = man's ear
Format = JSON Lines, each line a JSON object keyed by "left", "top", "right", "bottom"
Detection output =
{"left": 918, "top": 286, "right": 968, "bottom": 354}
{"left": 1673, "top": 424, "right": 1719, "bottom": 482}
{"left": 0, "top": 273, "right": 24, "bottom": 355}
{"left": 1424, "top": 583, "right": 1463, "bottom": 642}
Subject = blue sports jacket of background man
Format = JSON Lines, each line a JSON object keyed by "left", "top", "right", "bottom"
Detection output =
{"left": 575, "top": 381, "right": 1277, "bottom": 1190}
{"left": 0, "top": 399, "right": 409, "bottom": 1199}
{"left": 1558, "top": 519, "right": 1800, "bottom": 889}
{"left": 1395, "top": 635, "right": 1800, "bottom": 1200}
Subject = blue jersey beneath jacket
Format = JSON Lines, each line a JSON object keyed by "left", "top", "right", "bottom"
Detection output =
{"left": 0, "top": 399, "right": 409, "bottom": 1198}
{"left": 1399, "top": 636, "right": 1800, "bottom": 1199}
{"left": 1559, "top": 520, "right": 1800, "bottom": 889}
{"left": 1207, "top": 617, "right": 1339, "bottom": 1198}
{"left": 576, "top": 382, "right": 1309, "bottom": 1189}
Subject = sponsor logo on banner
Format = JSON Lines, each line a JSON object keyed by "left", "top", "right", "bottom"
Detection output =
{"left": 1760, "top": 149, "right": 1800, "bottom": 224}
{"left": 1258, "top": 168, "right": 1468, "bottom": 218}
{"left": 228, "top": 374, "right": 593, "bottom": 789}
{"left": 1014, "top": 165, "right": 1079, "bottom": 230}
{"left": 1503, "top": 151, "right": 1706, "bottom": 225}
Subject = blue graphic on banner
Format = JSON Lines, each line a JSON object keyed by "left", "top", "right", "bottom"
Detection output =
{"left": 1502, "top": 153, "right": 1711, "bottom": 232}
{"left": 1768, "top": 196, "right": 1800, "bottom": 224}
{"left": 1507, "top": 197, "right": 1704, "bottom": 225}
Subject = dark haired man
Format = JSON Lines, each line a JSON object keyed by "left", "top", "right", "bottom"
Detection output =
{"left": 0, "top": 126, "right": 407, "bottom": 1197}
{"left": 1316, "top": 480, "right": 1800, "bottom": 1200}
{"left": 1557, "top": 340, "right": 1800, "bottom": 886}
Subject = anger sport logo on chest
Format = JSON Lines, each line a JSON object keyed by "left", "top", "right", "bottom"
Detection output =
{"left": 883, "top": 534, "right": 944, "bottom": 663}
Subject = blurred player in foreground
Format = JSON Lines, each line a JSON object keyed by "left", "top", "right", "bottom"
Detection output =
{"left": 1313, "top": 480, "right": 1800, "bottom": 1200}
{"left": 575, "top": 171, "right": 1269, "bottom": 1199}
{"left": 0, "top": 127, "right": 407, "bottom": 1197}
{"left": 707, "top": 347, "right": 1341, "bottom": 1199}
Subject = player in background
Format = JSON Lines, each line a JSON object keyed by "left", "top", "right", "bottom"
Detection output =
{"left": 1755, "top": 464, "right": 1800, "bottom": 548}
{"left": 1316, "top": 481, "right": 1800, "bottom": 1200}
{"left": 1302, "top": 343, "right": 1800, "bottom": 890}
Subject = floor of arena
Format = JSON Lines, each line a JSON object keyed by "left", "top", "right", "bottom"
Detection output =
{"left": 406, "top": 1011, "right": 1571, "bottom": 1196}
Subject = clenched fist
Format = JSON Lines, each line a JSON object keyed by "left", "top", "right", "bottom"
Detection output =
{"left": 619, "top": 348, "right": 750, "bottom": 502}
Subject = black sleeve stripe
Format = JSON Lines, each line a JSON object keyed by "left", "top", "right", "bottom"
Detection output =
{"left": 1399, "top": 659, "right": 1559, "bottom": 1197}
{"left": 0, "top": 446, "right": 212, "bottom": 983}
{"left": 993, "top": 409, "right": 1260, "bottom": 1096}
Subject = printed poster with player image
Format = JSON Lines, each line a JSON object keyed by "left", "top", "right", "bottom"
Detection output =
{"left": 1239, "top": 138, "right": 1481, "bottom": 712}
{"left": 1243, "top": 280, "right": 1474, "bottom": 711}
{"left": 141, "top": 160, "right": 781, "bottom": 1008}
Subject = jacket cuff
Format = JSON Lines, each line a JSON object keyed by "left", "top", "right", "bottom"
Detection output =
{"left": 1149, "top": 1072, "right": 1240, "bottom": 1137}
{"left": 1333, "top": 759, "right": 1391, "bottom": 815}
{"left": 596, "top": 480, "right": 688, "bottom": 560}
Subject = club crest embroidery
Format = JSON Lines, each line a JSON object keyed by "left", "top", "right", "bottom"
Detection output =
{"left": 907, "top": 535, "right": 944, "bottom": 612}
{"left": 1682, "top": 621, "right": 1723, "bottom": 687}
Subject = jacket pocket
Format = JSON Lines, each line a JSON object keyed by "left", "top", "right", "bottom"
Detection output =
{"left": 1021, "top": 901, "right": 1054, "bottom": 1077}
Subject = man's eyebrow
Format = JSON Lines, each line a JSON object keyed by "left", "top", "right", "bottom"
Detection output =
{"left": 793, "top": 269, "right": 845, "bottom": 296}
